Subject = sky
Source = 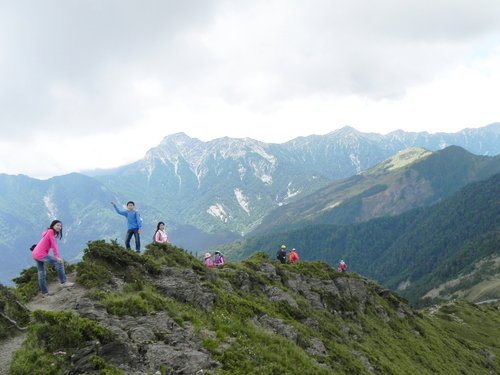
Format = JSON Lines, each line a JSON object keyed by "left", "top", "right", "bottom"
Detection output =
{"left": 1, "top": 0, "right": 500, "bottom": 179}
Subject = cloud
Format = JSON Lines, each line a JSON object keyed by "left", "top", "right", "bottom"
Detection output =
{"left": 0, "top": 0, "right": 500, "bottom": 178}
{"left": 0, "top": 0, "right": 217, "bottom": 138}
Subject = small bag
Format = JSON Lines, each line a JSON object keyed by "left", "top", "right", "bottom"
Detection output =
{"left": 30, "top": 244, "right": 37, "bottom": 252}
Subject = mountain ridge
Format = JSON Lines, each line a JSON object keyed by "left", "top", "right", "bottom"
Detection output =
{"left": 1, "top": 242, "right": 499, "bottom": 374}
{"left": 216, "top": 172, "right": 500, "bottom": 307}
{"left": 1, "top": 124, "right": 500, "bottom": 285}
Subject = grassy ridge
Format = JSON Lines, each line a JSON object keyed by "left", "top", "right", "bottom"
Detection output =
{"left": 2, "top": 241, "right": 499, "bottom": 374}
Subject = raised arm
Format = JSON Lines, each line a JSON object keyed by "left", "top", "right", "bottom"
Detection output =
{"left": 111, "top": 202, "right": 127, "bottom": 217}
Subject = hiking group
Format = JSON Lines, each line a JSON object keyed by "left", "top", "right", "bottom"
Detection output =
{"left": 31, "top": 201, "right": 344, "bottom": 297}
{"left": 276, "top": 244, "right": 348, "bottom": 272}
{"left": 276, "top": 245, "right": 300, "bottom": 264}
{"left": 203, "top": 251, "right": 225, "bottom": 268}
{"left": 32, "top": 200, "right": 173, "bottom": 296}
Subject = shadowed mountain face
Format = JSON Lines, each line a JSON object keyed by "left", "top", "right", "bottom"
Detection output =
{"left": 1, "top": 124, "right": 500, "bottom": 285}
{"left": 1, "top": 243, "right": 499, "bottom": 374}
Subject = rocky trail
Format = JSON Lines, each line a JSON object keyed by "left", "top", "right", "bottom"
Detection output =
{"left": 0, "top": 273, "right": 84, "bottom": 374}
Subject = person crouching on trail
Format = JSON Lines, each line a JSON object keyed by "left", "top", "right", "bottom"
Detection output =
{"left": 338, "top": 260, "right": 347, "bottom": 273}
{"left": 288, "top": 248, "right": 299, "bottom": 263}
{"left": 276, "top": 245, "right": 287, "bottom": 264}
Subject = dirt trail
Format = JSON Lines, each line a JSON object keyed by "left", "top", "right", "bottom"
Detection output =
{"left": 0, "top": 333, "right": 26, "bottom": 375}
{"left": 0, "top": 273, "right": 86, "bottom": 374}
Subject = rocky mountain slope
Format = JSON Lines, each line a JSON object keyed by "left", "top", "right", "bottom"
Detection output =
{"left": 1, "top": 242, "right": 499, "bottom": 374}
{"left": 253, "top": 146, "right": 500, "bottom": 235}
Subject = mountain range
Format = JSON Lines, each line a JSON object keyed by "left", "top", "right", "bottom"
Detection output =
{"left": 1, "top": 123, "right": 499, "bottom": 285}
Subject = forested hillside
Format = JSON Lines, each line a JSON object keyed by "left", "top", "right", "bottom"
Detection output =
{"left": 215, "top": 173, "right": 500, "bottom": 306}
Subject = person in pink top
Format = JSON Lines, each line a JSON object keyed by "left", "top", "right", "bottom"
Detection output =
{"left": 153, "top": 221, "right": 169, "bottom": 244}
{"left": 203, "top": 252, "right": 214, "bottom": 268}
{"left": 32, "top": 220, "right": 74, "bottom": 295}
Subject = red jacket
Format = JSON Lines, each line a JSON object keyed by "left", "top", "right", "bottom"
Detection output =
{"left": 338, "top": 263, "right": 347, "bottom": 272}
{"left": 288, "top": 250, "right": 299, "bottom": 263}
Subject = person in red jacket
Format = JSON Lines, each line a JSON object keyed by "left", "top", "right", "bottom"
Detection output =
{"left": 288, "top": 248, "right": 299, "bottom": 263}
{"left": 338, "top": 260, "right": 347, "bottom": 273}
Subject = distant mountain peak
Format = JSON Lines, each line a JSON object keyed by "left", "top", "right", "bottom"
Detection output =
{"left": 159, "top": 132, "right": 199, "bottom": 146}
{"left": 333, "top": 125, "right": 361, "bottom": 136}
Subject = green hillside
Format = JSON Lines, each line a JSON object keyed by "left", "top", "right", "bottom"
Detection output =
{"left": 1, "top": 242, "right": 499, "bottom": 374}
{"left": 215, "top": 173, "right": 500, "bottom": 306}
{"left": 253, "top": 146, "right": 500, "bottom": 235}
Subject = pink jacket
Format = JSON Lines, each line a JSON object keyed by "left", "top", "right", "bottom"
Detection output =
{"left": 204, "top": 257, "right": 214, "bottom": 268}
{"left": 154, "top": 230, "right": 169, "bottom": 244}
{"left": 32, "top": 229, "right": 60, "bottom": 260}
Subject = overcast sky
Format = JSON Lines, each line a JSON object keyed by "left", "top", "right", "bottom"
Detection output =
{"left": 1, "top": 0, "right": 500, "bottom": 179}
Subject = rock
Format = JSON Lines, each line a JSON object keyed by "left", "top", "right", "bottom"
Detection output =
{"left": 144, "top": 344, "right": 220, "bottom": 374}
{"left": 351, "top": 350, "right": 375, "bottom": 373}
{"left": 375, "top": 305, "right": 390, "bottom": 322}
{"left": 154, "top": 267, "right": 216, "bottom": 311}
{"left": 306, "top": 337, "right": 327, "bottom": 357}
{"left": 263, "top": 286, "right": 298, "bottom": 308}
{"left": 235, "top": 271, "right": 251, "bottom": 292}
{"left": 129, "top": 326, "right": 156, "bottom": 343}
{"left": 75, "top": 297, "right": 108, "bottom": 321}
{"left": 258, "top": 263, "right": 281, "bottom": 282}
{"left": 285, "top": 275, "right": 324, "bottom": 309}
{"left": 69, "top": 345, "right": 98, "bottom": 374}
{"left": 252, "top": 314, "right": 298, "bottom": 342}
{"left": 98, "top": 341, "right": 140, "bottom": 367}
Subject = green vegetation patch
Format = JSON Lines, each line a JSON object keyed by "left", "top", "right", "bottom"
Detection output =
{"left": 143, "top": 243, "right": 208, "bottom": 274}
{"left": 9, "top": 310, "right": 118, "bottom": 375}
{"left": 0, "top": 285, "right": 30, "bottom": 340}
{"left": 77, "top": 240, "right": 160, "bottom": 289}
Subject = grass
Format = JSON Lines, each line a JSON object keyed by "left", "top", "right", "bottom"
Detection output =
{"left": 4, "top": 240, "right": 500, "bottom": 374}
{"left": 9, "top": 310, "right": 119, "bottom": 375}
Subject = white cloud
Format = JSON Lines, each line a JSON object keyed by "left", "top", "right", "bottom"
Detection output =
{"left": 0, "top": 0, "right": 500, "bottom": 178}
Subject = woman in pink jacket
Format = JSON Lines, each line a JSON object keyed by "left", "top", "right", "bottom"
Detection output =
{"left": 32, "top": 220, "right": 73, "bottom": 295}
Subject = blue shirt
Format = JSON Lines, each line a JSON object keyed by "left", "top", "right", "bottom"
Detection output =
{"left": 113, "top": 205, "right": 142, "bottom": 230}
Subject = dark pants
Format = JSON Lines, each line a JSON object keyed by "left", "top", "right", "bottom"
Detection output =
{"left": 125, "top": 229, "right": 140, "bottom": 252}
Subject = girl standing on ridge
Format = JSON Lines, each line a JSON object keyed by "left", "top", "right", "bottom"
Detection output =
{"left": 32, "top": 220, "right": 74, "bottom": 296}
{"left": 153, "top": 221, "right": 169, "bottom": 244}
